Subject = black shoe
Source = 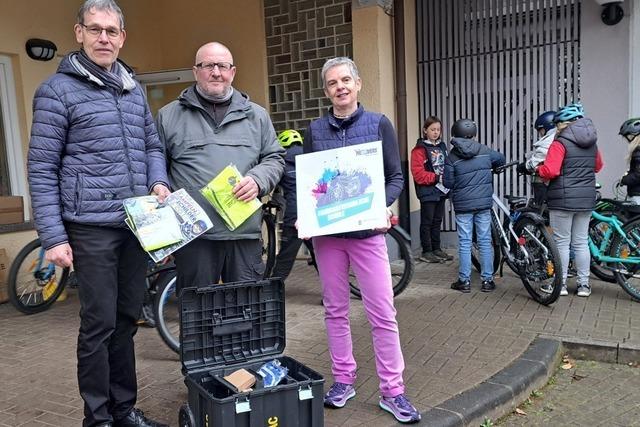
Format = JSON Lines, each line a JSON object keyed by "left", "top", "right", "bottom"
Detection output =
{"left": 419, "top": 251, "right": 442, "bottom": 263}
{"left": 451, "top": 279, "right": 470, "bottom": 293}
{"left": 481, "top": 279, "right": 496, "bottom": 292}
{"left": 433, "top": 249, "right": 453, "bottom": 261}
{"left": 114, "top": 409, "right": 168, "bottom": 427}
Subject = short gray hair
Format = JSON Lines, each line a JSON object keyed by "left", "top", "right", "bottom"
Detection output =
{"left": 321, "top": 57, "right": 360, "bottom": 88}
{"left": 77, "top": 0, "right": 125, "bottom": 29}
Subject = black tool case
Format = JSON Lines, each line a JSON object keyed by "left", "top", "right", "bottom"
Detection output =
{"left": 178, "top": 278, "right": 324, "bottom": 427}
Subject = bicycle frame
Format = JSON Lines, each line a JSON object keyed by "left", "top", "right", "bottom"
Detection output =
{"left": 589, "top": 211, "right": 640, "bottom": 265}
{"left": 491, "top": 193, "right": 544, "bottom": 263}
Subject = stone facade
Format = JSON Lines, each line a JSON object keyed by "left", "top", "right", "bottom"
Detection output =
{"left": 264, "top": 0, "right": 353, "bottom": 135}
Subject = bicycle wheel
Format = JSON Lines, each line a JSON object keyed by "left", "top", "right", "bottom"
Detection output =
{"left": 512, "top": 217, "right": 562, "bottom": 305}
{"left": 153, "top": 269, "right": 180, "bottom": 353}
{"left": 349, "top": 227, "right": 415, "bottom": 298}
{"left": 471, "top": 222, "right": 501, "bottom": 274}
{"left": 610, "top": 219, "right": 640, "bottom": 301}
{"left": 261, "top": 213, "right": 276, "bottom": 278}
{"left": 8, "top": 239, "right": 70, "bottom": 314}
{"left": 588, "top": 212, "right": 617, "bottom": 283}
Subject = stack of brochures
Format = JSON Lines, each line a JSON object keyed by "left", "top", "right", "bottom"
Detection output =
{"left": 123, "top": 189, "right": 213, "bottom": 262}
{"left": 200, "top": 164, "right": 262, "bottom": 231}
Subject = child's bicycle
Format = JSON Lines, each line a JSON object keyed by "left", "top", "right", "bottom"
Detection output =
{"left": 471, "top": 161, "right": 563, "bottom": 305}
{"left": 588, "top": 204, "right": 640, "bottom": 301}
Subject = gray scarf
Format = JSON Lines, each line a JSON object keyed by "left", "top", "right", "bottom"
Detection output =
{"left": 195, "top": 85, "right": 234, "bottom": 103}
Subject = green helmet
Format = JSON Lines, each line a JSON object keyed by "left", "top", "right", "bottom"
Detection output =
{"left": 277, "top": 129, "right": 303, "bottom": 148}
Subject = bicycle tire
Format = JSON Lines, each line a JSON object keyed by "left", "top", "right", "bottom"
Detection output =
{"left": 8, "top": 239, "right": 70, "bottom": 314}
{"left": 588, "top": 211, "right": 617, "bottom": 283}
{"left": 512, "top": 217, "right": 562, "bottom": 305}
{"left": 153, "top": 269, "right": 180, "bottom": 353}
{"left": 349, "top": 227, "right": 415, "bottom": 298}
{"left": 471, "top": 221, "right": 501, "bottom": 274}
{"left": 261, "top": 213, "right": 276, "bottom": 279}
{"left": 610, "top": 219, "right": 640, "bottom": 301}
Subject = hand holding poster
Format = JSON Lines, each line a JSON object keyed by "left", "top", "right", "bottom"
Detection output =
{"left": 295, "top": 141, "right": 387, "bottom": 238}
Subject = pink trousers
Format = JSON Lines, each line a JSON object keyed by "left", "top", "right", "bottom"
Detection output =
{"left": 312, "top": 234, "right": 406, "bottom": 397}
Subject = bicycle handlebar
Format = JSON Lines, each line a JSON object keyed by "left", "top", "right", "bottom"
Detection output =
{"left": 493, "top": 161, "right": 519, "bottom": 174}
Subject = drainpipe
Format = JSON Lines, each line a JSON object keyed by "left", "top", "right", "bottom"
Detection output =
{"left": 393, "top": 0, "right": 410, "bottom": 234}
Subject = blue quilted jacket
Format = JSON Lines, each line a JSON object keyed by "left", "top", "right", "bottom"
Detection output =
{"left": 27, "top": 53, "right": 168, "bottom": 249}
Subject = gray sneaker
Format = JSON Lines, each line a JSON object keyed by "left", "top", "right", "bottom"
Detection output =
{"left": 560, "top": 284, "right": 569, "bottom": 296}
{"left": 433, "top": 249, "right": 453, "bottom": 261}
{"left": 324, "top": 382, "right": 356, "bottom": 408}
{"left": 576, "top": 285, "right": 591, "bottom": 297}
{"left": 419, "top": 252, "right": 442, "bottom": 263}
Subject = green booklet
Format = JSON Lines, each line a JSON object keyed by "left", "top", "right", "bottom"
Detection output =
{"left": 200, "top": 164, "right": 262, "bottom": 231}
{"left": 123, "top": 189, "right": 213, "bottom": 262}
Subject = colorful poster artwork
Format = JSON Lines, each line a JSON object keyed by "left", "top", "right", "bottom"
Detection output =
{"left": 296, "top": 141, "right": 387, "bottom": 238}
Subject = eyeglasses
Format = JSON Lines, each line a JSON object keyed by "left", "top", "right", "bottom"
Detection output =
{"left": 195, "top": 62, "right": 234, "bottom": 72}
{"left": 79, "top": 23, "right": 122, "bottom": 38}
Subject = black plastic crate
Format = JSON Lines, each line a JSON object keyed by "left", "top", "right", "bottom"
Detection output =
{"left": 178, "top": 278, "right": 324, "bottom": 427}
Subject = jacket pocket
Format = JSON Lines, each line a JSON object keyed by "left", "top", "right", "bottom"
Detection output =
{"left": 74, "top": 173, "right": 85, "bottom": 216}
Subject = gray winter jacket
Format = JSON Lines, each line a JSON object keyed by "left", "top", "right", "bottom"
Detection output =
{"left": 28, "top": 53, "right": 169, "bottom": 250}
{"left": 156, "top": 86, "right": 285, "bottom": 240}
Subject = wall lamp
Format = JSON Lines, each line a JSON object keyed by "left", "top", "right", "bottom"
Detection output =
{"left": 25, "top": 38, "right": 57, "bottom": 61}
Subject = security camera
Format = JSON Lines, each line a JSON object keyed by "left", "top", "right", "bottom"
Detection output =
{"left": 594, "top": 1, "right": 624, "bottom": 25}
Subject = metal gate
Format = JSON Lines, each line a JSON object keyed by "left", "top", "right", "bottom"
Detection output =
{"left": 416, "top": 0, "right": 581, "bottom": 230}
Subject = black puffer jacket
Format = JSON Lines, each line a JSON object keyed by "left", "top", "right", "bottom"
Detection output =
{"left": 443, "top": 138, "right": 505, "bottom": 213}
{"left": 621, "top": 147, "right": 640, "bottom": 197}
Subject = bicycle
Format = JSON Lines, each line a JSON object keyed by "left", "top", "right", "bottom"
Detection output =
{"left": 588, "top": 205, "right": 640, "bottom": 301}
{"left": 471, "top": 161, "right": 563, "bottom": 305}
{"left": 261, "top": 197, "right": 415, "bottom": 297}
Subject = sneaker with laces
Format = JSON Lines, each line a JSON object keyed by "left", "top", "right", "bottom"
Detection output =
{"left": 419, "top": 251, "right": 442, "bottom": 263}
{"left": 480, "top": 279, "right": 496, "bottom": 292}
{"left": 560, "top": 284, "right": 568, "bottom": 296}
{"left": 540, "top": 284, "right": 553, "bottom": 294}
{"left": 576, "top": 285, "right": 591, "bottom": 297}
{"left": 451, "top": 279, "right": 470, "bottom": 293}
{"left": 323, "top": 382, "right": 355, "bottom": 408}
{"left": 379, "top": 394, "right": 421, "bottom": 423}
{"left": 433, "top": 249, "right": 454, "bottom": 261}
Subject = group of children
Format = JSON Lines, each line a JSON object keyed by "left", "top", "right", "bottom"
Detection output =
{"left": 411, "top": 104, "right": 640, "bottom": 298}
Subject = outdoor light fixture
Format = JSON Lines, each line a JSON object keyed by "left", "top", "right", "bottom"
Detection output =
{"left": 25, "top": 38, "right": 57, "bottom": 61}
{"left": 594, "top": 0, "right": 624, "bottom": 26}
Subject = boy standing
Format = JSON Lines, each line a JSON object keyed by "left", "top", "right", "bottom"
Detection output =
{"left": 443, "top": 119, "right": 505, "bottom": 293}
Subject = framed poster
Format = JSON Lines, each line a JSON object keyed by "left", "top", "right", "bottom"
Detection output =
{"left": 295, "top": 141, "right": 387, "bottom": 237}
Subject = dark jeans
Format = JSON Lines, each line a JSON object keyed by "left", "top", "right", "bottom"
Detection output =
{"left": 173, "top": 238, "right": 264, "bottom": 293}
{"left": 419, "top": 199, "right": 445, "bottom": 253}
{"left": 66, "top": 223, "right": 148, "bottom": 427}
{"left": 271, "top": 225, "right": 315, "bottom": 281}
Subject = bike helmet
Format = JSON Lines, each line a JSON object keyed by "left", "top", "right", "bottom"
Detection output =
{"left": 277, "top": 129, "right": 303, "bottom": 148}
{"left": 534, "top": 111, "right": 556, "bottom": 132}
{"left": 451, "top": 119, "right": 477, "bottom": 138}
{"left": 553, "top": 103, "right": 584, "bottom": 123}
{"left": 619, "top": 118, "right": 640, "bottom": 140}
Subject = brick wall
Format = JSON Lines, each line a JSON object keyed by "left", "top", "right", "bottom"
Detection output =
{"left": 264, "top": 0, "right": 353, "bottom": 135}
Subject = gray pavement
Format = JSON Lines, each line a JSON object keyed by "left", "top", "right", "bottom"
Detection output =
{"left": 1, "top": 258, "right": 639, "bottom": 426}
{"left": 497, "top": 359, "right": 640, "bottom": 426}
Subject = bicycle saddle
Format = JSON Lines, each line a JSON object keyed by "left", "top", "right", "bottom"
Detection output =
{"left": 505, "top": 195, "right": 528, "bottom": 207}
{"left": 607, "top": 199, "right": 640, "bottom": 214}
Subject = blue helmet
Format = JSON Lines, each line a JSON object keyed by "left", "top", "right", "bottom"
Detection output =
{"left": 553, "top": 103, "right": 584, "bottom": 123}
{"left": 534, "top": 111, "right": 556, "bottom": 132}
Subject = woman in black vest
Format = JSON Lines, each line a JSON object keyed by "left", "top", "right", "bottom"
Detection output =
{"left": 410, "top": 116, "right": 452, "bottom": 263}
{"left": 537, "top": 103, "right": 603, "bottom": 297}
{"left": 619, "top": 118, "right": 640, "bottom": 204}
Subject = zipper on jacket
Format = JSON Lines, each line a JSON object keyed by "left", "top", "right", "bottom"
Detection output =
{"left": 115, "top": 94, "right": 135, "bottom": 195}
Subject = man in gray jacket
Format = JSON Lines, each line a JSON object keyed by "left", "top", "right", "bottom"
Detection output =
{"left": 28, "top": 1, "right": 169, "bottom": 426}
{"left": 156, "top": 42, "right": 284, "bottom": 290}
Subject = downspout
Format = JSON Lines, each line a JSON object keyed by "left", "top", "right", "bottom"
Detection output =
{"left": 393, "top": 0, "right": 410, "bottom": 233}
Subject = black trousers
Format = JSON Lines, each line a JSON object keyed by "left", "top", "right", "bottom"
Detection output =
{"left": 66, "top": 223, "right": 148, "bottom": 427}
{"left": 419, "top": 199, "right": 445, "bottom": 253}
{"left": 271, "top": 225, "right": 315, "bottom": 281}
{"left": 173, "top": 238, "right": 264, "bottom": 293}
